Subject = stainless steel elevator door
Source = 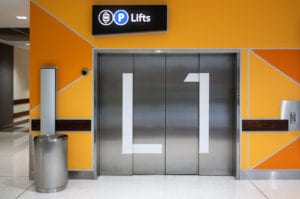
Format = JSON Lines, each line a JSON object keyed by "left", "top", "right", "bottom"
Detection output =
{"left": 98, "top": 54, "right": 133, "bottom": 175}
{"left": 166, "top": 55, "right": 199, "bottom": 174}
{"left": 97, "top": 52, "right": 236, "bottom": 176}
{"left": 133, "top": 54, "right": 165, "bottom": 174}
{"left": 199, "top": 54, "right": 235, "bottom": 175}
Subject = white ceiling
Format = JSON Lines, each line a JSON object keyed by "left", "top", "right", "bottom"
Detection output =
{"left": 0, "top": 0, "right": 29, "bottom": 27}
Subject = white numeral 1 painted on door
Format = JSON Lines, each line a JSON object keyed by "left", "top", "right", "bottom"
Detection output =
{"left": 122, "top": 73, "right": 162, "bottom": 154}
{"left": 184, "top": 73, "right": 210, "bottom": 154}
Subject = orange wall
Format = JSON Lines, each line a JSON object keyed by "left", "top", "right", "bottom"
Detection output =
{"left": 32, "top": 0, "right": 300, "bottom": 48}
{"left": 30, "top": 0, "right": 300, "bottom": 171}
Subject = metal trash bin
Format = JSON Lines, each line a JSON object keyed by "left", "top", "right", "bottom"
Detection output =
{"left": 34, "top": 134, "right": 68, "bottom": 193}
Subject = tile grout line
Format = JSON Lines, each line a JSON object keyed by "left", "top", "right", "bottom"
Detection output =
{"left": 15, "top": 182, "right": 34, "bottom": 199}
{"left": 249, "top": 179, "right": 270, "bottom": 199}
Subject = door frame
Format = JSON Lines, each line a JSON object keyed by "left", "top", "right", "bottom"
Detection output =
{"left": 93, "top": 49, "right": 241, "bottom": 179}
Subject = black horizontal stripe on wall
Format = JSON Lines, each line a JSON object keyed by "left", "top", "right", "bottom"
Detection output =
{"left": 242, "top": 120, "right": 289, "bottom": 131}
{"left": 31, "top": 119, "right": 91, "bottom": 131}
{"left": 13, "top": 98, "right": 30, "bottom": 105}
{"left": 13, "top": 111, "right": 29, "bottom": 118}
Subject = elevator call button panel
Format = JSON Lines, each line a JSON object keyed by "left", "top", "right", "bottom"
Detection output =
{"left": 281, "top": 100, "right": 300, "bottom": 131}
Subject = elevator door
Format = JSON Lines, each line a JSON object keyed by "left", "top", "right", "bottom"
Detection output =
{"left": 166, "top": 55, "right": 199, "bottom": 174}
{"left": 98, "top": 53, "right": 236, "bottom": 175}
{"left": 133, "top": 54, "right": 165, "bottom": 174}
{"left": 199, "top": 54, "right": 235, "bottom": 175}
{"left": 98, "top": 54, "right": 133, "bottom": 175}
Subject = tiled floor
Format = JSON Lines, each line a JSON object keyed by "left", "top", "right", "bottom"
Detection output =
{"left": 0, "top": 176, "right": 295, "bottom": 199}
{"left": 1, "top": 132, "right": 300, "bottom": 199}
{"left": 0, "top": 132, "right": 29, "bottom": 177}
{"left": 0, "top": 130, "right": 32, "bottom": 198}
{"left": 0, "top": 177, "right": 32, "bottom": 199}
{"left": 252, "top": 180, "right": 300, "bottom": 199}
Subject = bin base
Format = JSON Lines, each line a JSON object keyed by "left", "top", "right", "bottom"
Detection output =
{"left": 36, "top": 185, "right": 67, "bottom": 193}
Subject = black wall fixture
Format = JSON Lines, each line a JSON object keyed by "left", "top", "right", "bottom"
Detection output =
{"left": 92, "top": 5, "right": 167, "bottom": 35}
{"left": 0, "top": 42, "right": 13, "bottom": 127}
{"left": 242, "top": 119, "right": 289, "bottom": 131}
{"left": 0, "top": 28, "right": 29, "bottom": 41}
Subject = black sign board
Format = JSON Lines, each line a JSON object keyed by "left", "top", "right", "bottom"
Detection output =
{"left": 92, "top": 5, "right": 167, "bottom": 35}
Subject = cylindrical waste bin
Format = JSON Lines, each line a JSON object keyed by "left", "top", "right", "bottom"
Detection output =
{"left": 34, "top": 134, "right": 68, "bottom": 193}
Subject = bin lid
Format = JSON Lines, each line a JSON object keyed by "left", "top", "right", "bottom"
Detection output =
{"left": 34, "top": 134, "right": 68, "bottom": 142}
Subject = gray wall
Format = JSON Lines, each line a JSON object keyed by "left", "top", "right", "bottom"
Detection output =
{"left": 0, "top": 42, "right": 13, "bottom": 126}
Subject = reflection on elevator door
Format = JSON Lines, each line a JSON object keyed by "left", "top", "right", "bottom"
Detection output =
{"left": 98, "top": 53, "right": 236, "bottom": 175}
